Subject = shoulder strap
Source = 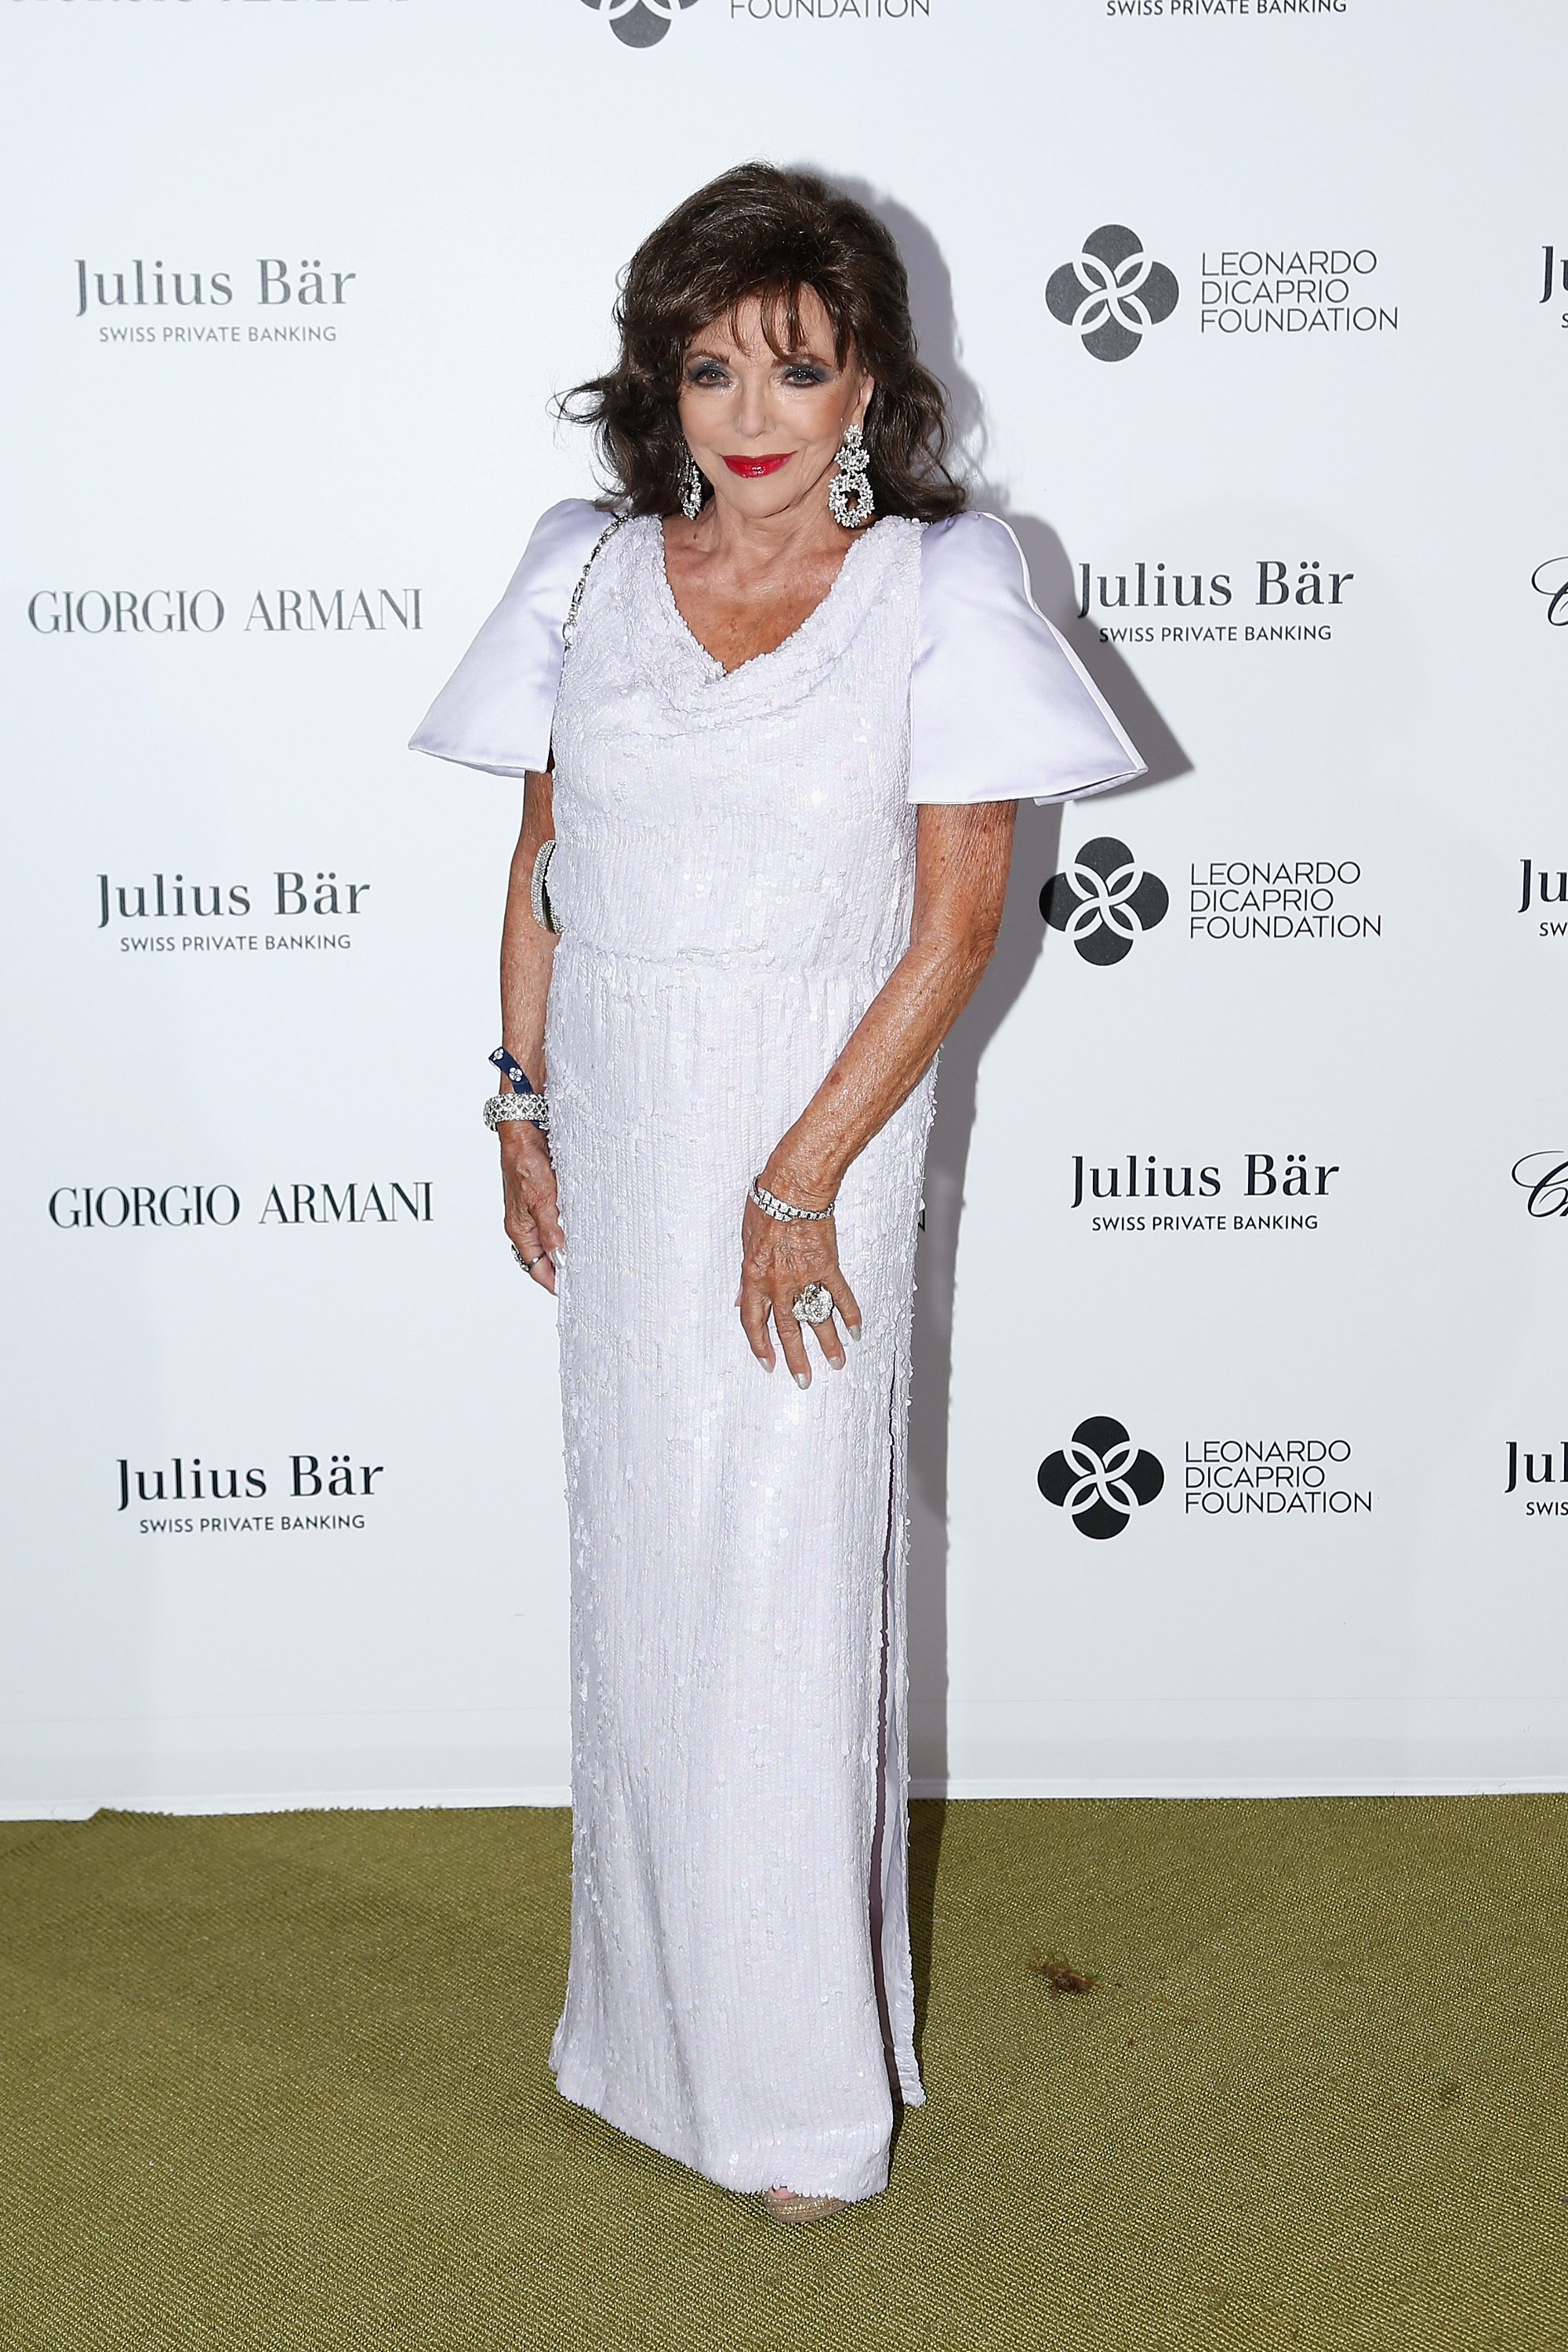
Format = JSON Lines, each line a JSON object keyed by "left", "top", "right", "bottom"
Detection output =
{"left": 561, "top": 512, "right": 627, "bottom": 650}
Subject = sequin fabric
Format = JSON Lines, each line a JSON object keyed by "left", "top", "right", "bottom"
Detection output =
{"left": 543, "top": 514, "right": 935, "bottom": 2205}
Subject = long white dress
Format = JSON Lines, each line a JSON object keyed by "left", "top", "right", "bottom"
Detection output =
{"left": 413, "top": 499, "right": 1142, "bottom": 2202}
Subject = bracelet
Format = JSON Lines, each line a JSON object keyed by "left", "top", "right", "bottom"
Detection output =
{"left": 487, "top": 1047, "right": 549, "bottom": 1133}
{"left": 750, "top": 1177, "right": 837, "bottom": 1223}
{"left": 485, "top": 1093, "right": 550, "bottom": 1134}
{"left": 530, "top": 839, "right": 560, "bottom": 935}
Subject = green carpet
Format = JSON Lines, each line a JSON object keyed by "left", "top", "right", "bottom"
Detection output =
{"left": 1, "top": 1798, "right": 1563, "bottom": 2350}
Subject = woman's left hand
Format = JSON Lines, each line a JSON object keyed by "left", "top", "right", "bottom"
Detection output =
{"left": 738, "top": 1189, "right": 861, "bottom": 1388}
{"left": 733, "top": 806, "right": 1017, "bottom": 1387}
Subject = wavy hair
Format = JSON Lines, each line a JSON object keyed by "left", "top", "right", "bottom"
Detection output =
{"left": 558, "top": 164, "right": 967, "bottom": 524}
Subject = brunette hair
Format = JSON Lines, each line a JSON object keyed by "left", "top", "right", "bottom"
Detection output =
{"left": 558, "top": 164, "right": 966, "bottom": 523}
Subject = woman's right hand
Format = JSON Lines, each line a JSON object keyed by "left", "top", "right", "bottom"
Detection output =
{"left": 500, "top": 1122, "right": 563, "bottom": 1293}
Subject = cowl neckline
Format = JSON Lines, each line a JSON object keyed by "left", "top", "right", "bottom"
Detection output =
{"left": 620, "top": 512, "right": 920, "bottom": 726}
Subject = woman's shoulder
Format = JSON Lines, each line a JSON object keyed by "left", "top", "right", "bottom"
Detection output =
{"left": 909, "top": 509, "right": 1146, "bottom": 806}
{"left": 516, "top": 497, "right": 627, "bottom": 608}
{"left": 407, "top": 498, "right": 619, "bottom": 777}
{"left": 917, "top": 510, "right": 1031, "bottom": 614}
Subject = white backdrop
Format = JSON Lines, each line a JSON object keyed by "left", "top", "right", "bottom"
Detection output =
{"left": 5, "top": 0, "right": 1566, "bottom": 1815}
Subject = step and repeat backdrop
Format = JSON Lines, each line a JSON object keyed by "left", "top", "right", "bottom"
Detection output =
{"left": 3, "top": 0, "right": 1565, "bottom": 1813}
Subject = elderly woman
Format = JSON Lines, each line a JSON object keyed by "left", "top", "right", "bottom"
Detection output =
{"left": 413, "top": 164, "right": 1142, "bottom": 2220}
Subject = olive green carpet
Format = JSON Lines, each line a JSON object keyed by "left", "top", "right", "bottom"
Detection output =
{"left": 2, "top": 1797, "right": 1563, "bottom": 2351}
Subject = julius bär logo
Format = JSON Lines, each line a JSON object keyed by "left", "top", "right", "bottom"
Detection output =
{"left": 116, "top": 1449, "right": 385, "bottom": 1537}
{"left": 1541, "top": 245, "right": 1568, "bottom": 311}
{"left": 1505, "top": 1440, "right": 1568, "bottom": 1513}
{"left": 1519, "top": 860, "right": 1568, "bottom": 938}
{"left": 1041, "top": 837, "right": 1169, "bottom": 965}
{"left": 580, "top": 0, "right": 698, "bottom": 45}
{"left": 1046, "top": 227, "right": 1178, "bottom": 363}
{"left": 1037, "top": 1417, "right": 1165, "bottom": 1541}
{"left": 1531, "top": 559, "right": 1568, "bottom": 624}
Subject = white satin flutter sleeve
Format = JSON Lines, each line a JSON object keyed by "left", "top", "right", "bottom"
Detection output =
{"left": 909, "top": 512, "right": 1147, "bottom": 805}
{"left": 408, "top": 499, "right": 609, "bottom": 777}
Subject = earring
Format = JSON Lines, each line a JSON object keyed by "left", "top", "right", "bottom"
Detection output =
{"left": 828, "top": 421, "right": 874, "bottom": 530}
{"left": 679, "top": 450, "right": 706, "bottom": 521}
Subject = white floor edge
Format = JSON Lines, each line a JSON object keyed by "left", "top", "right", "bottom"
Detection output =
{"left": 5, "top": 1775, "right": 1568, "bottom": 1821}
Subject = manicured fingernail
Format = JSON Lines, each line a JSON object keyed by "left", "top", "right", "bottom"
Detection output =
{"left": 846, "top": 1324, "right": 862, "bottom": 1343}
{"left": 794, "top": 1371, "right": 811, "bottom": 1390}
{"left": 827, "top": 1354, "right": 845, "bottom": 1372}
{"left": 759, "top": 1355, "right": 774, "bottom": 1374}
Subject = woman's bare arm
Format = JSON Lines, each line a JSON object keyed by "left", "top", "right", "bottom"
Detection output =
{"left": 738, "top": 797, "right": 1018, "bottom": 1382}
{"left": 497, "top": 769, "right": 564, "bottom": 1290}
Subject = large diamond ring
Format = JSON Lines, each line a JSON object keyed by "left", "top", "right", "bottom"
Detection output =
{"left": 792, "top": 1283, "right": 834, "bottom": 1325}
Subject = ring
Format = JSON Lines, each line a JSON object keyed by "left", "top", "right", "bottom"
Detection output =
{"left": 792, "top": 1282, "right": 834, "bottom": 1325}
{"left": 512, "top": 1242, "right": 542, "bottom": 1273}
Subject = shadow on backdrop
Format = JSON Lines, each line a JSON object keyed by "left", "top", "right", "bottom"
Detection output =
{"left": 822, "top": 175, "right": 1191, "bottom": 2053}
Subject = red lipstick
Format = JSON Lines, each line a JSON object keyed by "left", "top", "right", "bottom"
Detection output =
{"left": 723, "top": 453, "right": 791, "bottom": 477}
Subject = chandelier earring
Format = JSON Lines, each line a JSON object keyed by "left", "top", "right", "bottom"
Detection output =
{"left": 678, "top": 449, "right": 706, "bottom": 522}
{"left": 827, "top": 419, "right": 874, "bottom": 530}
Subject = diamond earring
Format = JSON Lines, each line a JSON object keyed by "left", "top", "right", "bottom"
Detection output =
{"left": 827, "top": 420, "right": 874, "bottom": 530}
{"left": 679, "top": 450, "right": 706, "bottom": 521}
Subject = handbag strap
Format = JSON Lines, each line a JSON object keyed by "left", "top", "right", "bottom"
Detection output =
{"left": 561, "top": 511, "right": 627, "bottom": 650}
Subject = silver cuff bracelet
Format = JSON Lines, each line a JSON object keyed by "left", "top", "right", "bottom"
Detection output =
{"left": 485, "top": 1092, "right": 550, "bottom": 1134}
{"left": 531, "top": 839, "right": 560, "bottom": 935}
{"left": 750, "top": 1178, "right": 837, "bottom": 1223}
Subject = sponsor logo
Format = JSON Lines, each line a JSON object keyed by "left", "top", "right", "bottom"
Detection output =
{"left": 728, "top": 0, "right": 930, "bottom": 13}
{"left": 1047, "top": 233, "right": 1390, "bottom": 351}
{"left": 1519, "top": 859, "right": 1568, "bottom": 938}
{"left": 1040, "top": 1425, "right": 1374, "bottom": 1526}
{"left": 74, "top": 257, "right": 358, "bottom": 345}
{"left": 31, "top": 590, "right": 420, "bottom": 636}
{"left": 1184, "top": 1439, "right": 1371, "bottom": 1516}
{"left": 1541, "top": 245, "right": 1568, "bottom": 324}
{"left": 580, "top": 0, "right": 698, "bottom": 44}
{"left": 1070, "top": 1152, "right": 1340, "bottom": 1233}
{"left": 1512, "top": 1155, "right": 1568, "bottom": 1219}
{"left": 1201, "top": 247, "right": 1395, "bottom": 336}
{"left": 1040, "top": 838, "right": 1169, "bottom": 965}
{"left": 1037, "top": 1417, "right": 1165, "bottom": 1541}
{"left": 1505, "top": 1441, "right": 1568, "bottom": 1512}
{"left": 50, "top": 1183, "right": 431, "bottom": 1229}
{"left": 117, "top": 1450, "right": 384, "bottom": 1535}
{"left": 96, "top": 870, "right": 370, "bottom": 955}
{"left": 1531, "top": 559, "right": 1568, "bottom": 625}
{"left": 1187, "top": 859, "right": 1377, "bottom": 942}
{"left": 54, "top": 1188, "right": 240, "bottom": 1231}
{"left": 1105, "top": 1, "right": 1348, "bottom": 16}
{"left": 1047, "top": 226, "right": 1178, "bottom": 363}
{"left": 1077, "top": 557, "right": 1354, "bottom": 647}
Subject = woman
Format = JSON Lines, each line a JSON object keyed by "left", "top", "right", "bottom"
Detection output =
{"left": 413, "top": 165, "right": 1143, "bottom": 2219}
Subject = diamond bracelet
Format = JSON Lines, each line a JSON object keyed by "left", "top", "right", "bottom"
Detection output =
{"left": 749, "top": 1178, "right": 837, "bottom": 1223}
{"left": 485, "top": 1093, "right": 550, "bottom": 1134}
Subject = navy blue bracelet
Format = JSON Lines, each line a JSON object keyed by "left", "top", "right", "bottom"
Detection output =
{"left": 489, "top": 1045, "right": 538, "bottom": 1097}
{"left": 485, "top": 1045, "right": 550, "bottom": 1136}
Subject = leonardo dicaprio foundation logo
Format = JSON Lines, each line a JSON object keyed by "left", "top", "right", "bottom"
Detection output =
{"left": 580, "top": 0, "right": 698, "bottom": 43}
{"left": 1040, "top": 839, "right": 1169, "bottom": 964}
{"left": 1047, "top": 226, "right": 1179, "bottom": 362}
{"left": 1038, "top": 1417, "right": 1166, "bottom": 1539}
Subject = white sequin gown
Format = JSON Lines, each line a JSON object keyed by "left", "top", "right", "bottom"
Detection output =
{"left": 545, "top": 514, "right": 931, "bottom": 2203}
{"left": 410, "top": 495, "right": 1144, "bottom": 2205}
